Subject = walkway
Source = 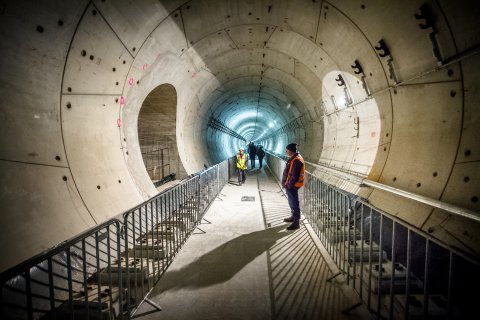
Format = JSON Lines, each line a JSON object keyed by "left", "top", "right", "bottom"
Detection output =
{"left": 134, "top": 165, "right": 370, "bottom": 319}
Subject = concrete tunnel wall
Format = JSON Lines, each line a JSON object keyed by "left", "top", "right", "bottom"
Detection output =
{"left": 0, "top": 0, "right": 479, "bottom": 272}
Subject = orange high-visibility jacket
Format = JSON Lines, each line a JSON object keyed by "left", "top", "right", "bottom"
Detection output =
{"left": 283, "top": 153, "right": 305, "bottom": 188}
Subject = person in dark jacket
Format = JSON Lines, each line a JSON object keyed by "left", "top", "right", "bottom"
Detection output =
{"left": 257, "top": 145, "right": 265, "bottom": 168}
{"left": 281, "top": 143, "right": 305, "bottom": 230}
{"left": 248, "top": 141, "right": 257, "bottom": 168}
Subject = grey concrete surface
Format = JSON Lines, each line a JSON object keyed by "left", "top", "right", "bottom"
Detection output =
{"left": 134, "top": 167, "right": 370, "bottom": 320}
{"left": 0, "top": 0, "right": 479, "bottom": 274}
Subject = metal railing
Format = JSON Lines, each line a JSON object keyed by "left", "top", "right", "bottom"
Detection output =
{"left": 0, "top": 157, "right": 234, "bottom": 319}
{"left": 266, "top": 152, "right": 480, "bottom": 319}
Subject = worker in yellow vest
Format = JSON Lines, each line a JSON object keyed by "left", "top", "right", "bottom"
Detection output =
{"left": 282, "top": 143, "right": 305, "bottom": 230}
{"left": 236, "top": 148, "right": 248, "bottom": 185}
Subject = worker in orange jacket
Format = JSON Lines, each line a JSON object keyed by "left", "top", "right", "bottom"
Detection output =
{"left": 282, "top": 143, "right": 305, "bottom": 230}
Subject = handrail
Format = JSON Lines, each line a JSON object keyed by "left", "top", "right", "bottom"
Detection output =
{"left": 0, "top": 219, "right": 122, "bottom": 282}
{"left": 266, "top": 150, "right": 480, "bottom": 222}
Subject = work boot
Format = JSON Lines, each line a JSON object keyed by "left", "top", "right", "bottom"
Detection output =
{"left": 286, "top": 223, "right": 300, "bottom": 230}
{"left": 283, "top": 217, "right": 293, "bottom": 222}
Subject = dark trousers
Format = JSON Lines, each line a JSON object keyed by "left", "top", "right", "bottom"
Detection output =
{"left": 258, "top": 157, "right": 264, "bottom": 168}
{"left": 237, "top": 169, "right": 246, "bottom": 184}
{"left": 249, "top": 154, "right": 256, "bottom": 167}
{"left": 286, "top": 187, "right": 300, "bottom": 226}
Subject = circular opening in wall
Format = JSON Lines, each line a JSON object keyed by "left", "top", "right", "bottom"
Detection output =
{"left": 393, "top": 177, "right": 397, "bottom": 182}
{"left": 433, "top": 172, "right": 438, "bottom": 177}
{"left": 89, "top": 55, "right": 94, "bottom": 60}
{"left": 416, "top": 183, "right": 421, "bottom": 187}
{"left": 447, "top": 69, "right": 454, "bottom": 77}
{"left": 92, "top": 10, "right": 97, "bottom": 15}
{"left": 36, "top": 26, "right": 44, "bottom": 33}
{"left": 118, "top": 180, "right": 122, "bottom": 183}
{"left": 465, "top": 149, "right": 471, "bottom": 157}
{"left": 63, "top": 176, "right": 68, "bottom": 181}
{"left": 81, "top": 50, "right": 86, "bottom": 56}
{"left": 361, "top": 4, "right": 366, "bottom": 9}
{"left": 97, "top": 185, "right": 101, "bottom": 189}
{"left": 58, "top": 19, "right": 64, "bottom": 26}
{"left": 472, "top": 196, "right": 479, "bottom": 203}
{"left": 55, "top": 156, "right": 61, "bottom": 161}
{"left": 66, "top": 102, "right": 71, "bottom": 109}
{"left": 464, "top": 176, "right": 470, "bottom": 182}
{"left": 450, "top": 90, "right": 456, "bottom": 97}
{"left": 67, "top": 87, "right": 72, "bottom": 92}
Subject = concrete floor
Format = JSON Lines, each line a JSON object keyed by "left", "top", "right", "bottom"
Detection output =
{"left": 134, "top": 165, "right": 370, "bottom": 320}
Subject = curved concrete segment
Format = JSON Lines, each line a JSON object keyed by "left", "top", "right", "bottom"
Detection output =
{"left": 0, "top": 0, "right": 479, "bottom": 272}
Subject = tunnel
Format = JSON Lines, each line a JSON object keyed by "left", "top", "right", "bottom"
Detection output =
{"left": 1, "top": 0, "right": 479, "bottom": 318}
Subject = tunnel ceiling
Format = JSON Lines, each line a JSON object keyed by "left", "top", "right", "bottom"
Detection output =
{"left": 1, "top": 0, "right": 480, "bottom": 272}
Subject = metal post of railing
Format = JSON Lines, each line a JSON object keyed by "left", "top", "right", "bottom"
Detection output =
{"left": 404, "top": 229, "right": 411, "bottom": 320}
{"left": 377, "top": 214, "right": 384, "bottom": 318}
{"left": 423, "top": 239, "right": 431, "bottom": 318}
{"left": 389, "top": 221, "right": 396, "bottom": 320}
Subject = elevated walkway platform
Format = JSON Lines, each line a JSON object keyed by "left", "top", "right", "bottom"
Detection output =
{"left": 134, "top": 165, "right": 369, "bottom": 319}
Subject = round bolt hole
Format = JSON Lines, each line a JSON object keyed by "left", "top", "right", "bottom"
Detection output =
{"left": 186, "top": 5, "right": 190, "bottom": 9}
{"left": 67, "top": 87, "right": 72, "bottom": 92}
{"left": 92, "top": 10, "right": 97, "bottom": 15}
{"left": 81, "top": 50, "right": 86, "bottom": 56}
{"left": 174, "top": 13, "right": 178, "bottom": 18}
{"left": 132, "top": 47, "right": 136, "bottom": 52}
{"left": 447, "top": 69, "right": 454, "bottom": 77}
{"left": 55, "top": 156, "right": 61, "bottom": 161}
{"left": 369, "top": 72, "right": 373, "bottom": 76}
{"left": 472, "top": 196, "right": 479, "bottom": 203}
{"left": 66, "top": 102, "right": 71, "bottom": 109}
{"left": 325, "top": 6, "right": 329, "bottom": 10}
{"left": 118, "top": 180, "right": 122, "bottom": 183}
{"left": 319, "top": 42, "right": 323, "bottom": 46}
{"left": 97, "top": 185, "right": 101, "bottom": 189}
{"left": 465, "top": 149, "right": 471, "bottom": 157}
{"left": 248, "top": 12, "right": 252, "bottom": 15}
{"left": 361, "top": 4, "right": 366, "bottom": 9}
{"left": 112, "top": 67, "right": 116, "bottom": 72}
{"left": 386, "top": 133, "right": 389, "bottom": 137}
{"left": 123, "top": 60, "right": 126, "bottom": 64}
{"left": 58, "top": 20, "right": 64, "bottom": 26}
{"left": 393, "top": 177, "right": 397, "bottom": 182}
{"left": 427, "top": 227, "right": 434, "bottom": 233}
{"left": 115, "top": 98, "right": 118, "bottom": 103}
{"left": 393, "top": 89, "right": 397, "bottom": 94}
{"left": 464, "top": 176, "right": 470, "bottom": 182}
{"left": 126, "top": 151, "right": 129, "bottom": 155}
{"left": 136, "top": 80, "right": 140, "bottom": 84}
{"left": 416, "top": 183, "right": 421, "bottom": 187}
{"left": 384, "top": 147, "right": 387, "bottom": 151}
{"left": 89, "top": 55, "right": 94, "bottom": 60}
{"left": 450, "top": 90, "right": 456, "bottom": 97}
{"left": 115, "top": 82, "right": 119, "bottom": 85}
{"left": 433, "top": 172, "right": 438, "bottom": 177}
{"left": 123, "top": 138, "right": 126, "bottom": 141}
{"left": 63, "top": 176, "right": 68, "bottom": 181}
{"left": 36, "top": 26, "right": 44, "bottom": 33}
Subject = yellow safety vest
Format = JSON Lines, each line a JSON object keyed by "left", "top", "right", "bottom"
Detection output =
{"left": 236, "top": 154, "right": 248, "bottom": 170}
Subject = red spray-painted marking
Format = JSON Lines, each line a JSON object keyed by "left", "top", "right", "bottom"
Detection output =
{"left": 128, "top": 78, "right": 134, "bottom": 86}
{"left": 191, "top": 71, "right": 197, "bottom": 79}
{"left": 120, "top": 96, "right": 125, "bottom": 106}
{"left": 370, "top": 132, "right": 376, "bottom": 138}
{"left": 117, "top": 118, "right": 122, "bottom": 127}
{"left": 142, "top": 64, "right": 148, "bottom": 70}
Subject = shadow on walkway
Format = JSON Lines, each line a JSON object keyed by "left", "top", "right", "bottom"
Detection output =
{"left": 151, "top": 225, "right": 290, "bottom": 294}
